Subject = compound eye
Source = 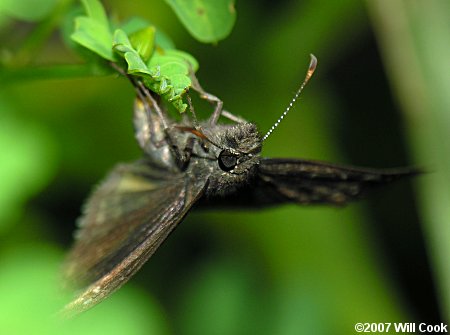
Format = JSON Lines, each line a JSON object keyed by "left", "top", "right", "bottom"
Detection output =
{"left": 218, "top": 150, "right": 237, "bottom": 172}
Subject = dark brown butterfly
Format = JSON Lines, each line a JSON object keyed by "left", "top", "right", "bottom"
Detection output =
{"left": 61, "top": 55, "right": 418, "bottom": 316}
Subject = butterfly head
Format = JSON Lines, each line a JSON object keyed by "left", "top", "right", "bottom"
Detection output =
{"left": 204, "top": 122, "right": 262, "bottom": 196}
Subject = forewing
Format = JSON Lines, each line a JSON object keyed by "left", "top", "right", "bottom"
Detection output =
{"left": 200, "top": 158, "right": 418, "bottom": 208}
{"left": 62, "top": 159, "right": 207, "bottom": 316}
{"left": 254, "top": 158, "right": 419, "bottom": 205}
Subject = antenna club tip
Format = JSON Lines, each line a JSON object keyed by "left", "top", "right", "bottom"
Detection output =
{"left": 262, "top": 54, "right": 317, "bottom": 142}
{"left": 308, "top": 54, "right": 318, "bottom": 72}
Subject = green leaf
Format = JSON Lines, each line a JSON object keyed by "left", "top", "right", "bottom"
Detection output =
{"left": 124, "top": 52, "right": 151, "bottom": 75}
{"left": 157, "top": 49, "right": 199, "bottom": 72}
{"left": 71, "top": 0, "right": 114, "bottom": 61}
{"left": 149, "top": 49, "right": 198, "bottom": 77}
{"left": 113, "top": 29, "right": 198, "bottom": 112}
{"left": 146, "top": 49, "right": 199, "bottom": 110}
{"left": 129, "top": 26, "right": 156, "bottom": 62}
{"left": 165, "top": 0, "right": 236, "bottom": 43}
{"left": 112, "top": 28, "right": 134, "bottom": 55}
{"left": 82, "top": 0, "right": 109, "bottom": 27}
{"left": 147, "top": 50, "right": 198, "bottom": 99}
{"left": 120, "top": 17, "right": 176, "bottom": 50}
{"left": 119, "top": 16, "right": 151, "bottom": 35}
{"left": 70, "top": 2, "right": 200, "bottom": 112}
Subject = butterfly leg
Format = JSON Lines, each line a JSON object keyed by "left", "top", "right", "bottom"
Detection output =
{"left": 190, "top": 73, "right": 246, "bottom": 125}
{"left": 135, "top": 80, "right": 169, "bottom": 130}
{"left": 190, "top": 79, "right": 222, "bottom": 125}
{"left": 178, "top": 136, "right": 195, "bottom": 170}
{"left": 112, "top": 61, "right": 171, "bottom": 140}
{"left": 221, "top": 110, "right": 247, "bottom": 123}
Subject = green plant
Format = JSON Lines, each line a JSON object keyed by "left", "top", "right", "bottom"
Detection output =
{"left": 0, "top": 0, "right": 448, "bottom": 334}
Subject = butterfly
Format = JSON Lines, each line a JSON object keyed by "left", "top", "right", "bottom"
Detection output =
{"left": 61, "top": 55, "right": 418, "bottom": 316}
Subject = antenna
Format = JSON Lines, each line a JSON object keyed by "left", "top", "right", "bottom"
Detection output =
{"left": 262, "top": 54, "right": 318, "bottom": 142}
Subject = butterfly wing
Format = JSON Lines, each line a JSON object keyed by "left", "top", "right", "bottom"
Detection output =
{"left": 255, "top": 158, "right": 419, "bottom": 205}
{"left": 201, "top": 158, "right": 419, "bottom": 207}
{"left": 62, "top": 159, "right": 207, "bottom": 316}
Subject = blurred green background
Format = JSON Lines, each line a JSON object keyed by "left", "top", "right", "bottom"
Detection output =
{"left": 1, "top": 0, "right": 449, "bottom": 334}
